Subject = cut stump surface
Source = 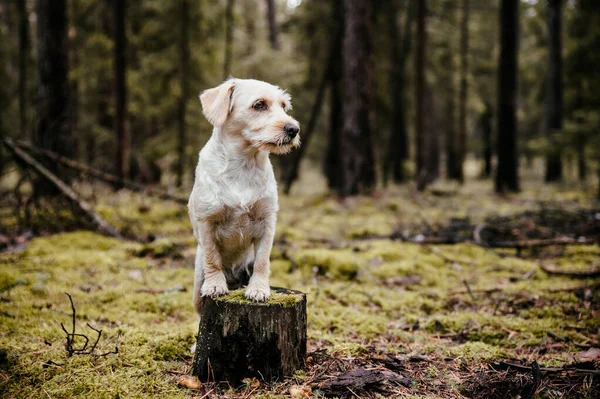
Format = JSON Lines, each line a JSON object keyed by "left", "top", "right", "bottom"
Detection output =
{"left": 191, "top": 287, "right": 306, "bottom": 384}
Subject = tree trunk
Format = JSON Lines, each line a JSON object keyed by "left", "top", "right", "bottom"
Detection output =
{"left": 415, "top": 0, "right": 429, "bottom": 191}
{"left": 384, "top": 0, "right": 411, "bottom": 185}
{"left": 425, "top": 82, "right": 440, "bottom": 181}
{"left": 495, "top": 0, "right": 519, "bottom": 193}
{"left": 481, "top": 101, "right": 493, "bottom": 178}
{"left": 576, "top": 138, "right": 586, "bottom": 181}
{"left": 177, "top": 0, "right": 190, "bottom": 188}
{"left": 597, "top": 162, "right": 600, "bottom": 200}
{"left": 35, "top": 0, "right": 72, "bottom": 181}
{"left": 223, "top": 0, "right": 235, "bottom": 79}
{"left": 18, "top": 0, "right": 29, "bottom": 137}
{"left": 243, "top": 0, "right": 257, "bottom": 56}
{"left": 191, "top": 288, "right": 306, "bottom": 384}
{"left": 325, "top": 55, "right": 342, "bottom": 191}
{"left": 338, "top": 0, "right": 376, "bottom": 196}
{"left": 457, "top": 0, "right": 469, "bottom": 183}
{"left": 545, "top": 0, "right": 563, "bottom": 182}
{"left": 264, "top": 0, "right": 279, "bottom": 50}
{"left": 113, "top": 0, "right": 128, "bottom": 181}
{"left": 442, "top": 1, "right": 459, "bottom": 181}
{"left": 70, "top": 0, "right": 81, "bottom": 160}
{"left": 324, "top": 0, "right": 343, "bottom": 192}
{"left": 89, "top": 9, "right": 113, "bottom": 168}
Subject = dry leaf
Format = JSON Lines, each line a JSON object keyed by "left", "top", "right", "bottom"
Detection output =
{"left": 242, "top": 377, "right": 261, "bottom": 389}
{"left": 289, "top": 385, "right": 312, "bottom": 398}
{"left": 577, "top": 347, "right": 600, "bottom": 362}
{"left": 176, "top": 375, "right": 201, "bottom": 390}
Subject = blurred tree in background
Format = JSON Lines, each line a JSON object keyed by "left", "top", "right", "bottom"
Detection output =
{"left": 0, "top": 0, "right": 598, "bottom": 198}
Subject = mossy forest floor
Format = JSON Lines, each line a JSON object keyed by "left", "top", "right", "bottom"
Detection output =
{"left": 1, "top": 170, "right": 599, "bottom": 398}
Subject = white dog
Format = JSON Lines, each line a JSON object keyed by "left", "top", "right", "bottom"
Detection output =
{"left": 188, "top": 78, "right": 300, "bottom": 312}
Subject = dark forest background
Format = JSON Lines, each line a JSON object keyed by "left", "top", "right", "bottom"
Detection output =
{"left": 0, "top": 0, "right": 599, "bottom": 199}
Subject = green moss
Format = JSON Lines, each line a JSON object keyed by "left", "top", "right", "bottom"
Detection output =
{"left": 131, "top": 238, "right": 180, "bottom": 258}
{"left": 1, "top": 179, "right": 598, "bottom": 398}
{"left": 446, "top": 341, "right": 507, "bottom": 361}
{"left": 213, "top": 288, "right": 304, "bottom": 307}
{"left": 151, "top": 333, "right": 195, "bottom": 361}
{"left": 293, "top": 248, "right": 360, "bottom": 280}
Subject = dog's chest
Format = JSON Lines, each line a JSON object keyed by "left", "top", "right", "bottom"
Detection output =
{"left": 212, "top": 201, "right": 266, "bottom": 248}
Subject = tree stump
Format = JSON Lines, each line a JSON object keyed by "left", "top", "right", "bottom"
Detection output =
{"left": 191, "top": 287, "right": 306, "bottom": 384}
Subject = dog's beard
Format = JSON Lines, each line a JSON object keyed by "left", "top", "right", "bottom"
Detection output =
{"left": 246, "top": 132, "right": 301, "bottom": 154}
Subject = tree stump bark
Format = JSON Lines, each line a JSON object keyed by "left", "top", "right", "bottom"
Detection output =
{"left": 191, "top": 287, "right": 306, "bottom": 384}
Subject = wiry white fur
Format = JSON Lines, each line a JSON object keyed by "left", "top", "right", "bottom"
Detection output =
{"left": 188, "top": 78, "right": 300, "bottom": 311}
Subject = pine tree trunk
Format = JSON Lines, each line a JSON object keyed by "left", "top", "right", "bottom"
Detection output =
{"left": 177, "top": 0, "right": 190, "bottom": 188}
{"left": 264, "top": 0, "right": 279, "bottom": 50}
{"left": 443, "top": 1, "right": 459, "bottom": 181}
{"left": 495, "top": 0, "right": 520, "bottom": 193}
{"left": 325, "top": 0, "right": 343, "bottom": 192}
{"left": 325, "top": 63, "right": 342, "bottom": 191}
{"left": 481, "top": 101, "right": 493, "bottom": 178}
{"left": 576, "top": 138, "right": 586, "bottom": 181}
{"left": 89, "top": 8, "right": 113, "bottom": 167}
{"left": 191, "top": 288, "right": 306, "bottom": 384}
{"left": 243, "top": 0, "right": 257, "bottom": 56}
{"left": 18, "top": 0, "right": 29, "bottom": 137}
{"left": 415, "top": 0, "right": 429, "bottom": 191}
{"left": 339, "top": 0, "right": 376, "bottom": 196}
{"left": 545, "top": 0, "right": 563, "bottom": 182}
{"left": 35, "top": 0, "right": 72, "bottom": 182}
{"left": 114, "top": 0, "right": 128, "bottom": 181}
{"left": 223, "top": 0, "right": 235, "bottom": 79}
{"left": 384, "top": 0, "right": 409, "bottom": 185}
{"left": 457, "top": 0, "right": 469, "bottom": 183}
{"left": 425, "top": 83, "right": 440, "bottom": 181}
{"left": 70, "top": 0, "right": 80, "bottom": 160}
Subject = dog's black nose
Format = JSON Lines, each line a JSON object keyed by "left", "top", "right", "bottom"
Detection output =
{"left": 284, "top": 124, "right": 299, "bottom": 138}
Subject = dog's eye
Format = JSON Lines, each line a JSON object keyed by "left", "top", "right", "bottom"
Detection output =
{"left": 253, "top": 100, "right": 267, "bottom": 111}
{"left": 281, "top": 103, "right": 286, "bottom": 111}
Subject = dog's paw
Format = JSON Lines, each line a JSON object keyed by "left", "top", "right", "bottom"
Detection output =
{"left": 245, "top": 286, "right": 271, "bottom": 302}
{"left": 201, "top": 274, "right": 228, "bottom": 298}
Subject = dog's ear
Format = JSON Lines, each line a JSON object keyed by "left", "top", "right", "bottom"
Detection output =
{"left": 199, "top": 79, "right": 236, "bottom": 127}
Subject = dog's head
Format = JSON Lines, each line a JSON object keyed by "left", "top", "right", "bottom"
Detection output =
{"left": 200, "top": 78, "right": 301, "bottom": 154}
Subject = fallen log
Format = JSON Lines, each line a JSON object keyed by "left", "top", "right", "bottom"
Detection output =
{"left": 191, "top": 287, "right": 306, "bottom": 384}
{"left": 12, "top": 140, "right": 188, "bottom": 205}
{"left": 2, "top": 139, "right": 122, "bottom": 239}
{"left": 540, "top": 264, "right": 600, "bottom": 278}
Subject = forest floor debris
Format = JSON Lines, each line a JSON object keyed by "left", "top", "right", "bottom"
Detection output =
{"left": 0, "top": 176, "right": 599, "bottom": 398}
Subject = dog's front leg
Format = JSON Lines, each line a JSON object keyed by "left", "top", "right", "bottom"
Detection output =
{"left": 198, "top": 220, "right": 228, "bottom": 298}
{"left": 246, "top": 216, "right": 275, "bottom": 302}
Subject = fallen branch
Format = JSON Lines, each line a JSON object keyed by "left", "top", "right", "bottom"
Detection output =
{"left": 3, "top": 139, "right": 123, "bottom": 239}
{"left": 60, "top": 293, "right": 119, "bottom": 358}
{"left": 449, "top": 287, "right": 502, "bottom": 295}
{"left": 12, "top": 140, "right": 187, "bottom": 205}
{"left": 491, "top": 360, "right": 600, "bottom": 375}
{"left": 134, "top": 286, "right": 187, "bottom": 295}
{"left": 540, "top": 264, "right": 600, "bottom": 278}
{"left": 315, "top": 367, "right": 413, "bottom": 397}
{"left": 462, "top": 279, "right": 476, "bottom": 301}
{"left": 546, "top": 282, "right": 600, "bottom": 293}
{"left": 488, "top": 237, "right": 591, "bottom": 247}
